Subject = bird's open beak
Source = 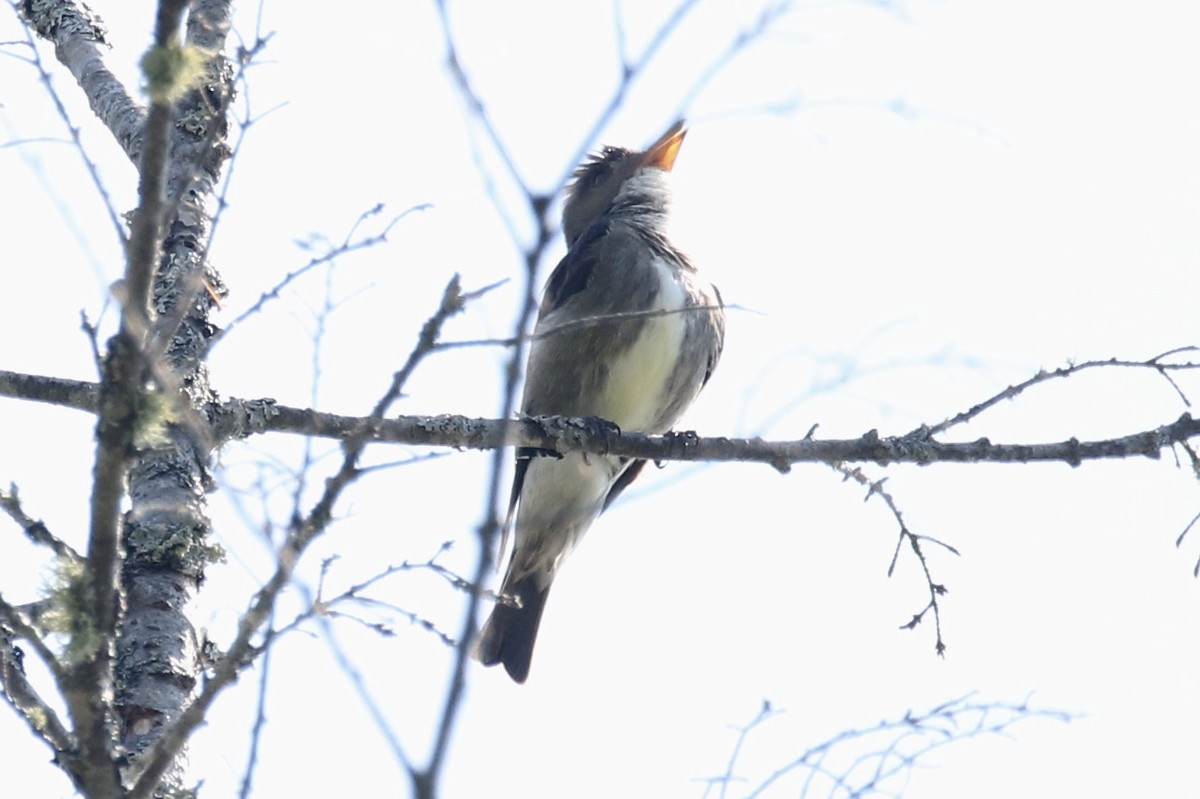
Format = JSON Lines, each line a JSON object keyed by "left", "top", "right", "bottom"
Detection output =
{"left": 641, "top": 120, "right": 687, "bottom": 171}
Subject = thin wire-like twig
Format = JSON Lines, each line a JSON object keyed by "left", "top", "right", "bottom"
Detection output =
{"left": 236, "top": 610, "right": 275, "bottom": 799}
{"left": 7, "top": 14, "right": 127, "bottom": 244}
{"left": 206, "top": 1, "right": 281, "bottom": 250}
{"left": 0, "top": 621, "right": 74, "bottom": 760}
{"left": 927, "top": 348, "right": 1200, "bottom": 436}
{"left": 836, "top": 463, "right": 958, "bottom": 656}
{"left": 0, "top": 484, "right": 82, "bottom": 563}
{"left": 695, "top": 693, "right": 1077, "bottom": 799}
{"left": 210, "top": 203, "right": 430, "bottom": 349}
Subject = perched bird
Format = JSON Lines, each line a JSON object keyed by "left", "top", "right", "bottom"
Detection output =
{"left": 477, "top": 121, "right": 725, "bottom": 683}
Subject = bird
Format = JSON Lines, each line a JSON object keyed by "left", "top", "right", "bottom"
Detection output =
{"left": 476, "top": 120, "right": 725, "bottom": 683}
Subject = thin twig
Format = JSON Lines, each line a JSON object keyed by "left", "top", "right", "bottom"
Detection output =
{"left": 927, "top": 348, "right": 1200, "bottom": 436}
{"left": 837, "top": 464, "right": 958, "bottom": 655}
{"left": 207, "top": 2, "right": 280, "bottom": 250}
{"left": 0, "top": 484, "right": 82, "bottom": 563}
{"left": 236, "top": 610, "right": 274, "bottom": 799}
{"left": 0, "top": 592, "right": 64, "bottom": 679}
{"left": 719, "top": 693, "right": 1078, "bottom": 799}
{"left": 210, "top": 203, "right": 430, "bottom": 349}
{"left": 10, "top": 1, "right": 131, "bottom": 243}
{"left": 0, "top": 624, "right": 74, "bottom": 764}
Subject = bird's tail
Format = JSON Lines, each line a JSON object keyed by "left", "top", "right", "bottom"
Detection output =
{"left": 476, "top": 575, "right": 549, "bottom": 684}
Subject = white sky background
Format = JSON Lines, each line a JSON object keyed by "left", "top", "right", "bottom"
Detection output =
{"left": 2, "top": 1, "right": 1199, "bottom": 797}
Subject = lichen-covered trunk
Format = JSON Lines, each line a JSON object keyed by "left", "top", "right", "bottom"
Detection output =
{"left": 113, "top": 2, "right": 234, "bottom": 795}
{"left": 16, "top": 1, "right": 236, "bottom": 796}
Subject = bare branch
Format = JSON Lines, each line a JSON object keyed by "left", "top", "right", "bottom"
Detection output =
{"left": 699, "top": 694, "right": 1077, "bottom": 799}
{"left": 14, "top": 0, "right": 147, "bottom": 162}
{"left": 837, "top": 465, "right": 956, "bottom": 655}
{"left": 210, "top": 203, "right": 431, "bottom": 349}
{"left": 79, "top": 309, "right": 105, "bottom": 376}
{"left": 240, "top": 406, "right": 1200, "bottom": 470}
{"left": 711, "top": 700, "right": 782, "bottom": 799}
{"left": 236, "top": 609, "right": 274, "bottom": 799}
{"left": 0, "top": 594, "right": 77, "bottom": 784}
{"left": 312, "top": 611, "right": 416, "bottom": 775}
{"left": 676, "top": 1, "right": 798, "bottom": 118}
{"left": 3, "top": 367, "right": 1199, "bottom": 471}
{"left": 563, "top": 0, "right": 705, "bottom": 185}
{"left": 0, "top": 369, "right": 98, "bottom": 412}
{"left": 433, "top": 302, "right": 725, "bottom": 351}
{"left": 432, "top": 0, "right": 533, "bottom": 220}
{"left": 6, "top": 17, "right": 126, "bottom": 242}
{"left": 304, "top": 548, "right": 463, "bottom": 648}
{"left": 206, "top": 10, "right": 280, "bottom": 250}
{"left": 1176, "top": 509, "right": 1200, "bottom": 578}
{"left": 0, "top": 624, "right": 74, "bottom": 774}
{"left": 254, "top": 551, "right": 464, "bottom": 653}
{"left": 928, "top": 348, "right": 1199, "bottom": 436}
{"left": 0, "top": 484, "right": 82, "bottom": 563}
{"left": 0, "top": 592, "right": 64, "bottom": 679}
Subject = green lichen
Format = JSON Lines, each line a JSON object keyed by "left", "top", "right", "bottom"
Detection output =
{"left": 132, "top": 389, "right": 177, "bottom": 449}
{"left": 126, "top": 521, "right": 225, "bottom": 577}
{"left": 42, "top": 556, "right": 103, "bottom": 664}
{"left": 141, "top": 41, "right": 207, "bottom": 102}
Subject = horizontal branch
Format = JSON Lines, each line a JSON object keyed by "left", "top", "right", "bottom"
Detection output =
{"left": 3, "top": 369, "right": 1197, "bottom": 469}
{"left": 0, "top": 370, "right": 97, "bottom": 412}
{"left": 236, "top": 404, "right": 1200, "bottom": 470}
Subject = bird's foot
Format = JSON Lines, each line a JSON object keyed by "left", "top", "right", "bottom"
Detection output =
{"left": 568, "top": 416, "right": 622, "bottom": 459}
{"left": 657, "top": 429, "right": 700, "bottom": 466}
{"left": 578, "top": 415, "right": 622, "bottom": 452}
{"left": 528, "top": 414, "right": 621, "bottom": 457}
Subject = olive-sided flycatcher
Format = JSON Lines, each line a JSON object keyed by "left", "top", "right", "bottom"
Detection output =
{"left": 477, "top": 121, "right": 725, "bottom": 683}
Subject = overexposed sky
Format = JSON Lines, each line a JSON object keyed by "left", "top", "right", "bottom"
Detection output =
{"left": 2, "top": 1, "right": 1199, "bottom": 797}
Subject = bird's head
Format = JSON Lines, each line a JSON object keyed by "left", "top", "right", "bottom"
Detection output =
{"left": 562, "top": 120, "right": 687, "bottom": 246}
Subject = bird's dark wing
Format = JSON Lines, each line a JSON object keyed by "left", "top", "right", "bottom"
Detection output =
{"left": 540, "top": 220, "right": 610, "bottom": 315}
{"left": 504, "top": 224, "right": 613, "bottom": 538}
{"left": 505, "top": 449, "right": 534, "bottom": 528}
{"left": 701, "top": 284, "right": 725, "bottom": 388}
{"left": 602, "top": 458, "right": 647, "bottom": 511}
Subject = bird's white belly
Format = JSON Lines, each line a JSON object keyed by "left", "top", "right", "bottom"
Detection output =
{"left": 515, "top": 451, "right": 621, "bottom": 580}
{"left": 599, "top": 259, "right": 688, "bottom": 432}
